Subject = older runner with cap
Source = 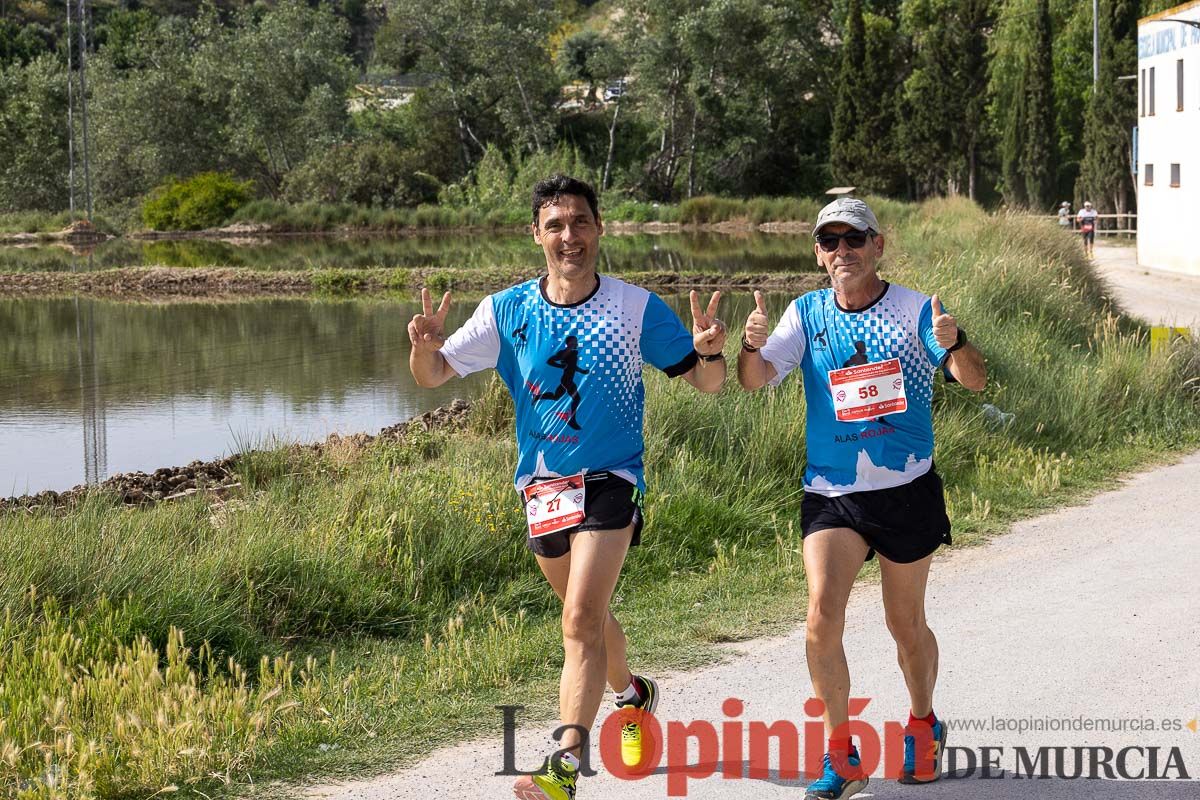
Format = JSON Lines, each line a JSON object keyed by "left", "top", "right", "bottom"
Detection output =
{"left": 737, "top": 197, "right": 986, "bottom": 799}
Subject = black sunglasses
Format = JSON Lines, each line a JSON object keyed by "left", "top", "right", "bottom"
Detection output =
{"left": 815, "top": 229, "right": 876, "bottom": 252}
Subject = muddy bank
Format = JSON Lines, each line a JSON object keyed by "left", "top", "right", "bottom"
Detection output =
{"left": 0, "top": 265, "right": 828, "bottom": 300}
{"left": 1, "top": 399, "right": 473, "bottom": 513}
{"left": 0, "top": 220, "right": 112, "bottom": 245}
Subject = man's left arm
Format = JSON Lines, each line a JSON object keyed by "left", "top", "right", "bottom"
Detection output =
{"left": 944, "top": 341, "right": 986, "bottom": 392}
{"left": 928, "top": 294, "right": 986, "bottom": 392}
{"left": 683, "top": 290, "right": 727, "bottom": 394}
{"left": 641, "top": 290, "right": 727, "bottom": 394}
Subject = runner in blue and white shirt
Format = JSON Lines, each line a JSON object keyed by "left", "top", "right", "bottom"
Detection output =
{"left": 408, "top": 175, "right": 726, "bottom": 800}
{"left": 738, "top": 197, "right": 986, "bottom": 798}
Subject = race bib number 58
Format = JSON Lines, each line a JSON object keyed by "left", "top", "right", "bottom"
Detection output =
{"left": 828, "top": 358, "right": 907, "bottom": 422}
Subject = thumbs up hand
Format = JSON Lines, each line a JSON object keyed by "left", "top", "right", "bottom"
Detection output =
{"left": 744, "top": 290, "right": 770, "bottom": 350}
{"left": 930, "top": 294, "right": 959, "bottom": 349}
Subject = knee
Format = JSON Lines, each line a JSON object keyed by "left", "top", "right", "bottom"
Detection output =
{"left": 806, "top": 598, "right": 847, "bottom": 647}
{"left": 562, "top": 602, "right": 607, "bottom": 648}
{"left": 885, "top": 609, "right": 928, "bottom": 649}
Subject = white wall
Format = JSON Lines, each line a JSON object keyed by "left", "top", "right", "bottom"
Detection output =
{"left": 1137, "top": 2, "right": 1200, "bottom": 275}
{"left": 1132, "top": 2, "right": 1200, "bottom": 275}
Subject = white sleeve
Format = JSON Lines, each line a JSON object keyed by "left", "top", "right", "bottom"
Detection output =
{"left": 758, "top": 300, "right": 807, "bottom": 387}
{"left": 440, "top": 295, "right": 500, "bottom": 377}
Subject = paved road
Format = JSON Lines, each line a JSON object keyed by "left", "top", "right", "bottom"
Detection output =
{"left": 1092, "top": 242, "right": 1200, "bottom": 328}
{"left": 306, "top": 247, "right": 1200, "bottom": 799}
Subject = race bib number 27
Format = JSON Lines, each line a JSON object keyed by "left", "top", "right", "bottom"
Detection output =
{"left": 828, "top": 358, "right": 907, "bottom": 422}
{"left": 522, "top": 473, "right": 586, "bottom": 538}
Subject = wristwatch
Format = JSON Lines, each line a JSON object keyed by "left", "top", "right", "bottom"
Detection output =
{"left": 698, "top": 351, "right": 725, "bottom": 362}
{"left": 947, "top": 329, "right": 967, "bottom": 353}
{"left": 741, "top": 335, "right": 760, "bottom": 353}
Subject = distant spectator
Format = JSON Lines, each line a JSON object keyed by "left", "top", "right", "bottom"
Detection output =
{"left": 1058, "top": 201, "right": 1072, "bottom": 229}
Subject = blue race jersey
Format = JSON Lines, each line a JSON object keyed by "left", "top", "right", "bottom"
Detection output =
{"left": 440, "top": 275, "right": 696, "bottom": 490}
{"left": 759, "top": 282, "right": 951, "bottom": 496}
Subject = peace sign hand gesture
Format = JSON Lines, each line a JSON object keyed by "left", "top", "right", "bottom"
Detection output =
{"left": 408, "top": 288, "right": 452, "bottom": 353}
{"left": 690, "top": 290, "right": 726, "bottom": 357}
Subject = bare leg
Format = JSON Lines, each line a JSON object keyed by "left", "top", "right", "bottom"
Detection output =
{"left": 536, "top": 545, "right": 634, "bottom": 693}
{"left": 802, "top": 527, "right": 870, "bottom": 738}
{"left": 549, "top": 526, "right": 634, "bottom": 756}
{"left": 879, "top": 553, "right": 938, "bottom": 718}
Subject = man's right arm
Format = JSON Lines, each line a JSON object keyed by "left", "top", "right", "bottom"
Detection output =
{"left": 407, "top": 288, "right": 460, "bottom": 388}
{"left": 410, "top": 348, "right": 458, "bottom": 388}
{"left": 737, "top": 290, "right": 783, "bottom": 391}
{"left": 737, "top": 347, "right": 777, "bottom": 391}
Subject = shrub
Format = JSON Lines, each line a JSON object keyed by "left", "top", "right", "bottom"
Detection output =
{"left": 282, "top": 139, "right": 441, "bottom": 208}
{"left": 141, "top": 172, "right": 254, "bottom": 231}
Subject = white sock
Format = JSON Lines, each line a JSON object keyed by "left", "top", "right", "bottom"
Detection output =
{"left": 561, "top": 751, "right": 580, "bottom": 771}
{"left": 614, "top": 679, "right": 640, "bottom": 704}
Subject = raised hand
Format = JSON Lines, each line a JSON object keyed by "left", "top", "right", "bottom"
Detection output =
{"left": 930, "top": 294, "right": 959, "bottom": 349}
{"left": 408, "top": 287, "right": 452, "bottom": 352}
{"left": 744, "top": 290, "right": 769, "bottom": 350}
{"left": 690, "top": 289, "right": 726, "bottom": 356}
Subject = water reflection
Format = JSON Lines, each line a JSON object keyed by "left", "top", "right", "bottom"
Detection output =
{"left": 1, "top": 297, "right": 484, "bottom": 495}
{"left": 1, "top": 287, "right": 799, "bottom": 496}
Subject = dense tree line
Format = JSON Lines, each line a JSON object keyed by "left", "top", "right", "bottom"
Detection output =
{"left": 0, "top": 0, "right": 1183, "bottom": 217}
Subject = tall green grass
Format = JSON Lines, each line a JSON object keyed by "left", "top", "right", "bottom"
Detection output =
{"left": 0, "top": 198, "right": 1196, "bottom": 796}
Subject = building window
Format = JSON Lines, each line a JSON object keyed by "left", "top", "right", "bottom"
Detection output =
{"left": 1141, "top": 69, "right": 1146, "bottom": 116}
{"left": 1150, "top": 66, "right": 1156, "bottom": 115}
{"left": 1145, "top": 164, "right": 1154, "bottom": 186}
{"left": 1178, "top": 59, "right": 1185, "bottom": 112}
{"left": 1171, "top": 163, "right": 1181, "bottom": 187}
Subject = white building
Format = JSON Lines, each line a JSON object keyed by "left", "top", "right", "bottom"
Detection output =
{"left": 1137, "top": 1, "right": 1200, "bottom": 275}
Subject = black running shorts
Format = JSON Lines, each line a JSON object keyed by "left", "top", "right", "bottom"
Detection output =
{"left": 800, "top": 467, "right": 952, "bottom": 563}
{"left": 525, "top": 471, "right": 644, "bottom": 558}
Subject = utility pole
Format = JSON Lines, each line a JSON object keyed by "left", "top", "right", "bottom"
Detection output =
{"left": 66, "top": 1, "right": 76, "bottom": 215}
{"left": 76, "top": 0, "right": 94, "bottom": 222}
{"left": 1092, "top": 0, "right": 1100, "bottom": 91}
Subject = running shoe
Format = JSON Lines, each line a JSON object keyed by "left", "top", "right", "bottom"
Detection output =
{"left": 899, "top": 716, "right": 947, "bottom": 784}
{"left": 805, "top": 747, "right": 868, "bottom": 800}
{"left": 513, "top": 756, "right": 577, "bottom": 800}
{"left": 616, "top": 675, "right": 659, "bottom": 768}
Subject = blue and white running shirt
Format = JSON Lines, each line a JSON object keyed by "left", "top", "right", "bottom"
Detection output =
{"left": 440, "top": 275, "right": 696, "bottom": 490}
{"left": 759, "top": 282, "right": 951, "bottom": 497}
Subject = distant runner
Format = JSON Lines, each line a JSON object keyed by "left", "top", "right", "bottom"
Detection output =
{"left": 408, "top": 175, "right": 728, "bottom": 800}
{"left": 1077, "top": 201, "right": 1098, "bottom": 257}
{"left": 738, "top": 197, "right": 986, "bottom": 799}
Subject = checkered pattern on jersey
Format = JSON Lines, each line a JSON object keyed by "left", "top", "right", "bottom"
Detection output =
{"left": 491, "top": 276, "right": 656, "bottom": 490}
{"left": 818, "top": 290, "right": 937, "bottom": 404}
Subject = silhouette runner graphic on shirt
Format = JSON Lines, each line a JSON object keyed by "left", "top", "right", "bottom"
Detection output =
{"left": 841, "top": 340, "right": 890, "bottom": 425}
{"left": 843, "top": 340, "right": 869, "bottom": 367}
{"left": 512, "top": 322, "right": 529, "bottom": 350}
{"left": 535, "top": 335, "right": 589, "bottom": 430}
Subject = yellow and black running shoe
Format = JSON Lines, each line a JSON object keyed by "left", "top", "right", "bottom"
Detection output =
{"left": 616, "top": 675, "right": 659, "bottom": 769}
{"left": 513, "top": 756, "right": 577, "bottom": 800}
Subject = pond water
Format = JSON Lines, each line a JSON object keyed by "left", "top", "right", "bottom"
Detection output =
{"left": 0, "top": 232, "right": 811, "bottom": 494}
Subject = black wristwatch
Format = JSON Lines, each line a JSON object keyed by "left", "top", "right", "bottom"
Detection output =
{"left": 698, "top": 351, "right": 725, "bottom": 363}
{"left": 946, "top": 329, "right": 967, "bottom": 353}
{"left": 741, "top": 335, "right": 760, "bottom": 353}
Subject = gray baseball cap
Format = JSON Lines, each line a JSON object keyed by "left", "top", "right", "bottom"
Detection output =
{"left": 813, "top": 197, "right": 880, "bottom": 236}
